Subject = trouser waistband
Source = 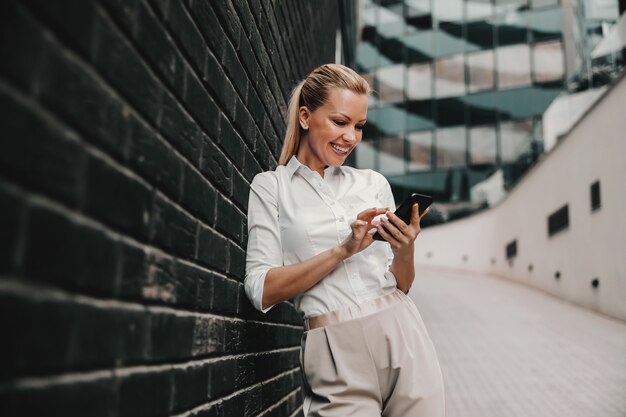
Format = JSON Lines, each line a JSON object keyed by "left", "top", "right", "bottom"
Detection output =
{"left": 303, "top": 288, "right": 406, "bottom": 331}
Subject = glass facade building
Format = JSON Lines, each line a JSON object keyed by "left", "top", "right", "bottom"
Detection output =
{"left": 354, "top": 0, "right": 621, "bottom": 217}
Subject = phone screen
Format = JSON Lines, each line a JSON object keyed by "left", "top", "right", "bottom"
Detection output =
{"left": 372, "top": 193, "right": 432, "bottom": 241}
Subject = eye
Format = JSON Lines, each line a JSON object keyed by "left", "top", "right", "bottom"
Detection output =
{"left": 356, "top": 125, "right": 364, "bottom": 130}
{"left": 333, "top": 120, "right": 346, "bottom": 126}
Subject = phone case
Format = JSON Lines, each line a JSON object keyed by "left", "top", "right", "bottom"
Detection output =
{"left": 372, "top": 193, "right": 432, "bottom": 242}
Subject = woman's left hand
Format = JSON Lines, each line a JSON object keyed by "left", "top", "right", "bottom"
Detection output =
{"left": 375, "top": 203, "right": 430, "bottom": 254}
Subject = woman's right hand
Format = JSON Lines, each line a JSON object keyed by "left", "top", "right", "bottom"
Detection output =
{"left": 338, "top": 207, "right": 389, "bottom": 259}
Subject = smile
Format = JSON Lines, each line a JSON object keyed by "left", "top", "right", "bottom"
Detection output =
{"left": 331, "top": 143, "right": 349, "bottom": 153}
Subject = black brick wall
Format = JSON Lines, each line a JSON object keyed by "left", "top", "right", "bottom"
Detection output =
{"left": 0, "top": 1, "right": 339, "bottom": 416}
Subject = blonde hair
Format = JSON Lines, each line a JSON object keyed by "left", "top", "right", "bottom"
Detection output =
{"left": 278, "top": 64, "right": 372, "bottom": 165}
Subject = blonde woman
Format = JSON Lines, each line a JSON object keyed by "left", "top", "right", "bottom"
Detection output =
{"left": 244, "top": 64, "right": 445, "bottom": 417}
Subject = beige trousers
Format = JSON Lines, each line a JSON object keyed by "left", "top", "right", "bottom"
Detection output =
{"left": 299, "top": 289, "right": 446, "bottom": 417}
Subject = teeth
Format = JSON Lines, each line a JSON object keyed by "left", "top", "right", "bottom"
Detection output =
{"left": 331, "top": 144, "right": 348, "bottom": 153}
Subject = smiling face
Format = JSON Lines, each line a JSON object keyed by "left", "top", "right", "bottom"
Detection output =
{"left": 296, "top": 88, "right": 368, "bottom": 176}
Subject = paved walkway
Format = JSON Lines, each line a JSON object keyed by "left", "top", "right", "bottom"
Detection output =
{"left": 408, "top": 267, "right": 626, "bottom": 417}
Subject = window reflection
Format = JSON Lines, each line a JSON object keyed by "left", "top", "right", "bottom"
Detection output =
{"left": 497, "top": 44, "right": 531, "bottom": 88}
{"left": 407, "top": 63, "right": 432, "bottom": 99}
{"left": 405, "top": 0, "right": 432, "bottom": 31}
{"left": 436, "top": 127, "right": 466, "bottom": 167}
{"left": 432, "top": 0, "right": 464, "bottom": 24}
{"left": 377, "top": 3, "right": 406, "bottom": 37}
{"left": 467, "top": 50, "right": 495, "bottom": 92}
{"left": 435, "top": 54, "right": 465, "bottom": 97}
{"left": 494, "top": 0, "right": 529, "bottom": 15}
{"left": 530, "top": 0, "right": 559, "bottom": 8}
{"left": 377, "top": 65, "right": 405, "bottom": 104}
{"left": 379, "top": 136, "right": 406, "bottom": 175}
{"left": 495, "top": 11, "right": 529, "bottom": 47}
{"left": 407, "top": 130, "right": 432, "bottom": 171}
{"left": 466, "top": 0, "right": 494, "bottom": 21}
{"left": 469, "top": 125, "right": 497, "bottom": 165}
{"left": 356, "top": 138, "right": 377, "bottom": 170}
{"left": 528, "top": 7, "right": 562, "bottom": 42}
{"left": 532, "top": 41, "right": 564, "bottom": 82}
{"left": 500, "top": 119, "right": 533, "bottom": 162}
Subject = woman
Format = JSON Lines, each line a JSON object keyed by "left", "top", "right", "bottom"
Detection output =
{"left": 245, "top": 64, "right": 445, "bottom": 417}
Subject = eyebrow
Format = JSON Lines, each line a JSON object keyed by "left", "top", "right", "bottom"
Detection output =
{"left": 332, "top": 112, "right": 367, "bottom": 123}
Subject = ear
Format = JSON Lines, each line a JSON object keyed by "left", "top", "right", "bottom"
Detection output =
{"left": 298, "top": 106, "right": 310, "bottom": 130}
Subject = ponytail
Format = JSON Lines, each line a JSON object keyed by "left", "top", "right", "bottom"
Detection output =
{"left": 278, "top": 80, "right": 305, "bottom": 166}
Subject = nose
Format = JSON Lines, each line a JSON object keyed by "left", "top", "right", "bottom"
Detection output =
{"left": 343, "top": 126, "right": 357, "bottom": 143}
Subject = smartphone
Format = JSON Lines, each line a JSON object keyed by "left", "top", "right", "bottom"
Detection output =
{"left": 372, "top": 193, "right": 433, "bottom": 241}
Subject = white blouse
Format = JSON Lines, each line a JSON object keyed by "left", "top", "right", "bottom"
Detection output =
{"left": 244, "top": 155, "right": 398, "bottom": 319}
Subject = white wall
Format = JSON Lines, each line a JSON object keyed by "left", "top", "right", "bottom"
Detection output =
{"left": 414, "top": 74, "right": 626, "bottom": 322}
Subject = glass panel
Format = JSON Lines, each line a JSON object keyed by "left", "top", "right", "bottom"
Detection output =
{"left": 436, "top": 127, "right": 467, "bottom": 167}
{"left": 435, "top": 54, "right": 465, "bottom": 98}
{"left": 407, "top": 63, "right": 432, "bottom": 99}
{"left": 494, "top": 0, "right": 529, "bottom": 15}
{"left": 500, "top": 119, "right": 533, "bottom": 162}
{"left": 469, "top": 125, "right": 497, "bottom": 164}
{"left": 377, "top": 65, "right": 405, "bottom": 104}
{"left": 466, "top": 20, "right": 495, "bottom": 50}
{"left": 533, "top": 41, "right": 564, "bottom": 82}
{"left": 495, "top": 11, "right": 529, "bottom": 47}
{"left": 407, "top": 131, "right": 432, "bottom": 171}
{"left": 356, "top": 138, "right": 377, "bottom": 170}
{"left": 467, "top": 0, "right": 494, "bottom": 21}
{"left": 530, "top": 0, "right": 559, "bottom": 8}
{"left": 361, "top": 6, "right": 378, "bottom": 27}
{"left": 497, "top": 44, "right": 531, "bottom": 88}
{"left": 378, "top": 4, "right": 406, "bottom": 37}
{"left": 467, "top": 50, "right": 495, "bottom": 92}
{"left": 433, "top": 31, "right": 479, "bottom": 57}
{"left": 361, "top": 72, "right": 378, "bottom": 107}
{"left": 369, "top": 106, "right": 406, "bottom": 135}
{"left": 433, "top": 0, "right": 464, "bottom": 24}
{"left": 405, "top": 0, "right": 432, "bottom": 31}
{"left": 379, "top": 136, "right": 405, "bottom": 175}
{"left": 528, "top": 7, "right": 563, "bottom": 42}
{"left": 464, "top": 90, "right": 498, "bottom": 125}
{"left": 404, "top": 30, "right": 435, "bottom": 64}
{"left": 405, "top": 100, "right": 436, "bottom": 130}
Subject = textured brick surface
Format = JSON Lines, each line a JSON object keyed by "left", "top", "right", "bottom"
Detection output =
{"left": 409, "top": 267, "right": 626, "bottom": 417}
{"left": 0, "top": 1, "right": 339, "bottom": 415}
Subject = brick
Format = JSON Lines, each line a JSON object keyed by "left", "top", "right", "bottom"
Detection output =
{"left": 180, "top": 163, "right": 217, "bottom": 227}
{"left": 203, "top": 49, "right": 237, "bottom": 120}
{"left": 118, "top": 368, "right": 173, "bottom": 417}
{"left": 83, "top": 154, "right": 153, "bottom": 241}
{"left": 91, "top": 7, "right": 164, "bottom": 123}
{"left": 209, "top": 2, "right": 242, "bottom": 50}
{"left": 200, "top": 274, "right": 240, "bottom": 316}
{"left": 196, "top": 224, "right": 229, "bottom": 272}
{"left": 148, "top": 310, "right": 195, "bottom": 360}
{"left": 199, "top": 138, "right": 233, "bottom": 195}
{"left": 0, "top": 2, "right": 46, "bottom": 94}
{"left": 233, "top": 96, "right": 256, "bottom": 149}
{"left": 186, "top": 0, "right": 226, "bottom": 59}
{"left": 0, "top": 373, "right": 117, "bottom": 417}
{"left": 228, "top": 242, "right": 246, "bottom": 280}
{"left": 149, "top": 194, "right": 197, "bottom": 259}
{"left": 215, "top": 193, "right": 244, "bottom": 243}
{"left": 171, "top": 362, "right": 209, "bottom": 412}
{"left": 208, "top": 358, "right": 237, "bottom": 399}
{"left": 220, "top": 37, "right": 248, "bottom": 99}
{"left": 243, "top": 146, "right": 263, "bottom": 182}
{"left": 231, "top": 168, "right": 250, "bottom": 212}
{"left": 23, "top": 0, "right": 96, "bottom": 58}
{"left": 133, "top": 1, "right": 186, "bottom": 95}
{"left": 20, "top": 204, "right": 119, "bottom": 296}
{"left": 0, "top": 185, "right": 23, "bottom": 274}
{"left": 158, "top": 93, "right": 203, "bottom": 165}
{"left": 161, "top": 0, "right": 206, "bottom": 76}
{"left": 127, "top": 117, "right": 183, "bottom": 202}
{"left": 183, "top": 67, "right": 221, "bottom": 140}
{"left": 0, "top": 90, "right": 85, "bottom": 209}
{"left": 192, "top": 316, "right": 225, "bottom": 357}
{"left": 217, "top": 112, "right": 246, "bottom": 168}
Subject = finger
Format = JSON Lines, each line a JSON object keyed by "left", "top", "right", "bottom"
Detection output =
{"left": 410, "top": 203, "right": 420, "bottom": 226}
{"left": 385, "top": 210, "right": 409, "bottom": 232}
{"left": 419, "top": 206, "right": 430, "bottom": 220}
{"left": 375, "top": 222, "right": 400, "bottom": 248}
{"left": 379, "top": 217, "right": 406, "bottom": 244}
{"left": 357, "top": 207, "right": 388, "bottom": 221}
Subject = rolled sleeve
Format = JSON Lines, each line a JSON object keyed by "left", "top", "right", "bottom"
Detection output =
{"left": 244, "top": 172, "right": 282, "bottom": 313}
